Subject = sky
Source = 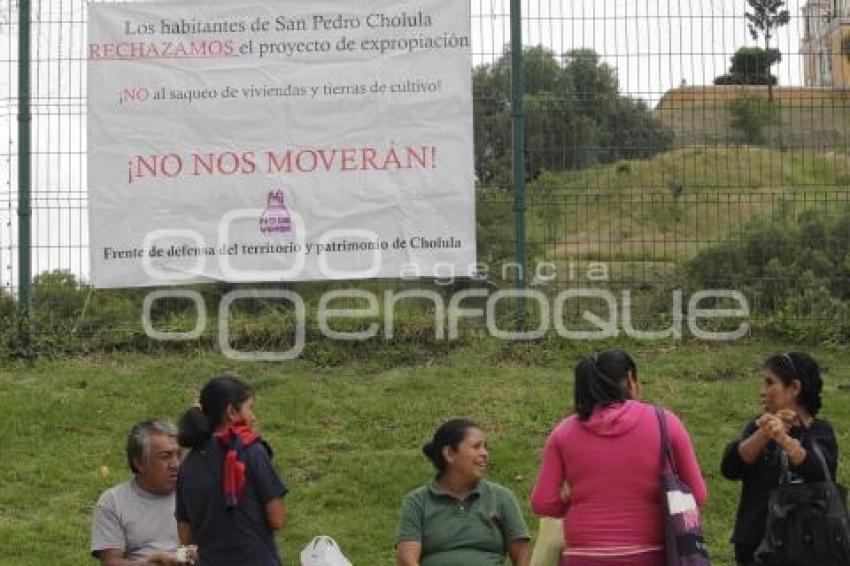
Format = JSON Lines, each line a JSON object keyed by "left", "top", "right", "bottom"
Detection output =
{"left": 0, "top": 0, "right": 810, "bottom": 291}
{"left": 472, "top": 0, "right": 807, "bottom": 101}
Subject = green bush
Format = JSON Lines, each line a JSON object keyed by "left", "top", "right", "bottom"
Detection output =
{"left": 684, "top": 206, "right": 850, "bottom": 342}
{"left": 3, "top": 271, "right": 476, "bottom": 362}
{"left": 0, "top": 291, "right": 18, "bottom": 356}
{"left": 713, "top": 47, "right": 780, "bottom": 86}
{"left": 727, "top": 96, "right": 779, "bottom": 144}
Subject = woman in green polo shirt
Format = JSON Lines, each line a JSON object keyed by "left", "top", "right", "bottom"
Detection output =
{"left": 396, "top": 418, "right": 531, "bottom": 566}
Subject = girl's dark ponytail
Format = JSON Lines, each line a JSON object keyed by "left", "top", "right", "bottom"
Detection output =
{"left": 178, "top": 374, "right": 254, "bottom": 449}
{"left": 178, "top": 406, "right": 211, "bottom": 449}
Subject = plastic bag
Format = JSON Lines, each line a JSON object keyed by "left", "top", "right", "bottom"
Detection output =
{"left": 530, "top": 518, "right": 564, "bottom": 566}
{"left": 300, "top": 536, "right": 353, "bottom": 566}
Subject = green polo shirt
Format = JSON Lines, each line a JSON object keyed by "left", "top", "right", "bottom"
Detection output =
{"left": 396, "top": 479, "right": 530, "bottom": 566}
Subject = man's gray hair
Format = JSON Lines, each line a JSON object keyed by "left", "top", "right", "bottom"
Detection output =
{"left": 126, "top": 419, "right": 178, "bottom": 473}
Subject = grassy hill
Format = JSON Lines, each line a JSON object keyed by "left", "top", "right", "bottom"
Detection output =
{"left": 477, "top": 147, "right": 850, "bottom": 279}
{"left": 474, "top": 146, "right": 850, "bottom": 340}
{"left": 1, "top": 341, "right": 850, "bottom": 565}
{"left": 4, "top": 95, "right": 850, "bottom": 566}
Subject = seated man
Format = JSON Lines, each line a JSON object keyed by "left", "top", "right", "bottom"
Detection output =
{"left": 91, "top": 419, "right": 186, "bottom": 565}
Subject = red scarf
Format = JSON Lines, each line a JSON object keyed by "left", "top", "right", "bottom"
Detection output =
{"left": 214, "top": 424, "right": 258, "bottom": 509}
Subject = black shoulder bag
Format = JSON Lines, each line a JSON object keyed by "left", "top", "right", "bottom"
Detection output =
{"left": 754, "top": 441, "right": 850, "bottom": 566}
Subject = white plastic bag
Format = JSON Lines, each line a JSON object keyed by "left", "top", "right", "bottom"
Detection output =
{"left": 530, "top": 518, "right": 564, "bottom": 566}
{"left": 300, "top": 536, "right": 353, "bottom": 566}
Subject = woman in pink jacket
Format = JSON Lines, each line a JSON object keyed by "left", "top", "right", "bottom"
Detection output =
{"left": 530, "top": 350, "right": 708, "bottom": 566}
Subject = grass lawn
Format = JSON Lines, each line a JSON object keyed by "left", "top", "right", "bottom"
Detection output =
{"left": 1, "top": 338, "right": 849, "bottom": 565}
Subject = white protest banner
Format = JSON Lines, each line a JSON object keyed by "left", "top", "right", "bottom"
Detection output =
{"left": 88, "top": 0, "right": 474, "bottom": 288}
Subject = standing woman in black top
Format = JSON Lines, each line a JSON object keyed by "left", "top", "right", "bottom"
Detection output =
{"left": 177, "top": 375, "right": 288, "bottom": 566}
{"left": 720, "top": 352, "right": 838, "bottom": 566}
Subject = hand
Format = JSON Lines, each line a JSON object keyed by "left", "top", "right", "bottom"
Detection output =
{"left": 182, "top": 546, "right": 198, "bottom": 565}
{"left": 776, "top": 409, "right": 800, "bottom": 428}
{"left": 757, "top": 414, "right": 788, "bottom": 443}
{"left": 147, "top": 552, "right": 182, "bottom": 566}
{"left": 757, "top": 412, "right": 792, "bottom": 433}
{"left": 755, "top": 413, "right": 778, "bottom": 438}
{"left": 147, "top": 547, "right": 198, "bottom": 566}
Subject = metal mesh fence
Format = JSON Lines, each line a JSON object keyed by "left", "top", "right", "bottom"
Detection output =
{"left": 2, "top": 0, "right": 88, "bottom": 297}
{"left": 3, "top": 0, "right": 850, "bottom": 347}
{"left": 1, "top": 1, "right": 16, "bottom": 296}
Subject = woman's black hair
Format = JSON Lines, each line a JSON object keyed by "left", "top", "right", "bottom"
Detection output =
{"left": 422, "top": 418, "right": 480, "bottom": 475}
{"left": 574, "top": 349, "right": 637, "bottom": 420}
{"left": 763, "top": 351, "right": 823, "bottom": 416}
{"left": 178, "top": 374, "right": 254, "bottom": 449}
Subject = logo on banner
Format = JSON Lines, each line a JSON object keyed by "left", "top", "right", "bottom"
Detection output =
{"left": 260, "top": 190, "right": 293, "bottom": 235}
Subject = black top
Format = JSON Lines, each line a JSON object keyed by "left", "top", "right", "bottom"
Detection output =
{"left": 720, "top": 417, "right": 838, "bottom": 559}
{"left": 176, "top": 438, "right": 288, "bottom": 566}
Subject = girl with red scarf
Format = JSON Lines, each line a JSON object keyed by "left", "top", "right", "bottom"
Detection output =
{"left": 177, "top": 375, "right": 288, "bottom": 565}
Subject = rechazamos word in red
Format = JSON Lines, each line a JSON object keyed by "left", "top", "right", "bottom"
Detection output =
{"left": 89, "top": 40, "right": 235, "bottom": 60}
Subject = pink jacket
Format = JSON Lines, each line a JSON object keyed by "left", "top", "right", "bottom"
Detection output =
{"left": 530, "top": 400, "right": 708, "bottom": 549}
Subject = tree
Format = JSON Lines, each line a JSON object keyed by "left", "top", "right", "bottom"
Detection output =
{"left": 714, "top": 47, "right": 781, "bottom": 86}
{"left": 744, "top": 0, "right": 790, "bottom": 100}
{"left": 473, "top": 46, "right": 672, "bottom": 182}
{"left": 727, "top": 96, "right": 779, "bottom": 144}
{"left": 473, "top": 64, "right": 511, "bottom": 184}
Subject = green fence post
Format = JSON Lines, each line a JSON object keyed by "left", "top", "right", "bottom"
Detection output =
{"left": 18, "top": 0, "right": 32, "bottom": 351}
{"left": 510, "top": 0, "right": 526, "bottom": 317}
